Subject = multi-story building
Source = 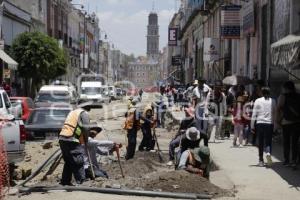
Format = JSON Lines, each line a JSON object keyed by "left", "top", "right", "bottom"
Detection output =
{"left": 8, "top": 0, "right": 47, "bottom": 33}
{"left": 0, "top": 0, "right": 31, "bottom": 84}
{"left": 128, "top": 12, "right": 160, "bottom": 88}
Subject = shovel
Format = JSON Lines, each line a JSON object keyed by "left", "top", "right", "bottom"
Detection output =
{"left": 116, "top": 146, "right": 125, "bottom": 178}
{"left": 153, "top": 128, "right": 164, "bottom": 163}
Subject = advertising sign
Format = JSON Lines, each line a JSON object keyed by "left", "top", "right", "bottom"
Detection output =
{"left": 221, "top": 5, "right": 242, "bottom": 39}
{"left": 168, "top": 28, "right": 178, "bottom": 46}
{"left": 242, "top": 0, "right": 255, "bottom": 35}
{"left": 203, "top": 38, "right": 219, "bottom": 62}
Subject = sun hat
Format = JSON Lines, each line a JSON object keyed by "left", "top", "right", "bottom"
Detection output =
{"left": 193, "top": 80, "right": 199, "bottom": 85}
{"left": 185, "top": 127, "right": 200, "bottom": 141}
{"left": 192, "top": 146, "right": 210, "bottom": 164}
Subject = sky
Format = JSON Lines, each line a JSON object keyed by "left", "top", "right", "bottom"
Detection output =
{"left": 73, "top": 0, "right": 176, "bottom": 56}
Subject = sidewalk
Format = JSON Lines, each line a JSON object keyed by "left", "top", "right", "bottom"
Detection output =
{"left": 209, "top": 138, "right": 300, "bottom": 200}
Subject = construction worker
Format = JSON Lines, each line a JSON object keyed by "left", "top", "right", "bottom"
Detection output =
{"left": 138, "top": 104, "right": 155, "bottom": 151}
{"left": 84, "top": 124, "right": 122, "bottom": 179}
{"left": 123, "top": 99, "right": 140, "bottom": 160}
{"left": 178, "top": 146, "right": 210, "bottom": 179}
{"left": 59, "top": 102, "right": 93, "bottom": 186}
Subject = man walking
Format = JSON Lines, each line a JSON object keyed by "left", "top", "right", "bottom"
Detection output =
{"left": 59, "top": 102, "right": 92, "bottom": 186}
{"left": 192, "top": 78, "right": 211, "bottom": 137}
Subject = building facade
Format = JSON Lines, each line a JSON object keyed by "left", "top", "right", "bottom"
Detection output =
{"left": 166, "top": 0, "right": 300, "bottom": 94}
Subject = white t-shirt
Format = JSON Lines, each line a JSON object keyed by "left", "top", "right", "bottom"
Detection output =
{"left": 251, "top": 97, "right": 276, "bottom": 128}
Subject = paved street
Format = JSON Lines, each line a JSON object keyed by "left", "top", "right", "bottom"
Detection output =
{"left": 210, "top": 139, "right": 300, "bottom": 199}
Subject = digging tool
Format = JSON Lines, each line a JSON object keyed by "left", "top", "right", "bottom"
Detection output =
{"left": 115, "top": 146, "right": 125, "bottom": 178}
{"left": 153, "top": 127, "right": 164, "bottom": 162}
{"left": 84, "top": 142, "right": 95, "bottom": 180}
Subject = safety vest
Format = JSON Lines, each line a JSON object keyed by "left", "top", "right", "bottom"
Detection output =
{"left": 60, "top": 109, "right": 85, "bottom": 143}
{"left": 123, "top": 107, "right": 141, "bottom": 130}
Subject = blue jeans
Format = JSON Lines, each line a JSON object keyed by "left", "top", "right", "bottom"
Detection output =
{"left": 256, "top": 123, "right": 273, "bottom": 162}
{"left": 195, "top": 106, "right": 208, "bottom": 135}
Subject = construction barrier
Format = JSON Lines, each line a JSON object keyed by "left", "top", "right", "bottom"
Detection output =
{"left": 0, "top": 123, "right": 9, "bottom": 200}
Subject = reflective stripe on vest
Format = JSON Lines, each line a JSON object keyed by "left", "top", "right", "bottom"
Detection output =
{"left": 60, "top": 109, "right": 84, "bottom": 139}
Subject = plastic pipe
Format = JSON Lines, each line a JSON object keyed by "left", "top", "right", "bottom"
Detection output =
{"left": 19, "top": 186, "right": 212, "bottom": 199}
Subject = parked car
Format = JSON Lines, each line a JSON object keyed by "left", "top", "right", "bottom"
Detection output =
{"left": 25, "top": 106, "right": 72, "bottom": 139}
{"left": 35, "top": 85, "right": 77, "bottom": 108}
{"left": 10, "top": 97, "right": 34, "bottom": 122}
{"left": 0, "top": 89, "right": 25, "bottom": 164}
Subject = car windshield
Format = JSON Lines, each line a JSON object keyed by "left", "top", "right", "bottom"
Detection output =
{"left": 82, "top": 87, "right": 103, "bottom": 95}
{"left": 27, "top": 109, "right": 71, "bottom": 125}
{"left": 35, "top": 92, "right": 71, "bottom": 103}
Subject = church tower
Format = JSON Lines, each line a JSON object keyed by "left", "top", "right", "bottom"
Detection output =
{"left": 147, "top": 12, "right": 159, "bottom": 61}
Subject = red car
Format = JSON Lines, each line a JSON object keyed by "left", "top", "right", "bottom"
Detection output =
{"left": 10, "top": 97, "right": 35, "bottom": 122}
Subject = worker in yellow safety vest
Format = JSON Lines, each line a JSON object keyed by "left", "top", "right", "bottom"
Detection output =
{"left": 59, "top": 101, "right": 93, "bottom": 186}
{"left": 123, "top": 100, "right": 141, "bottom": 160}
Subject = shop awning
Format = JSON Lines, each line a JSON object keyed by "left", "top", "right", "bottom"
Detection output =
{"left": 271, "top": 34, "right": 300, "bottom": 68}
{"left": 0, "top": 49, "right": 18, "bottom": 70}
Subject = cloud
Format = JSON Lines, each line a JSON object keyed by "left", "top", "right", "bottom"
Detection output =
{"left": 97, "top": 8, "right": 174, "bottom": 56}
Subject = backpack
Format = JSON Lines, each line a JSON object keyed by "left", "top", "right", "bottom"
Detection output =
{"left": 283, "top": 93, "right": 300, "bottom": 121}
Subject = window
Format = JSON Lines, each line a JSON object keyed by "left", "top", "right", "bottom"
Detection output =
{"left": 3, "top": 93, "right": 10, "bottom": 108}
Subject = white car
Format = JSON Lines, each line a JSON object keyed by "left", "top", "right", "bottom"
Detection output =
{"left": 0, "top": 89, "right": 25, "bottom": 164}
{"left": 35, "top": 85, "right": 78, "bottom": 107}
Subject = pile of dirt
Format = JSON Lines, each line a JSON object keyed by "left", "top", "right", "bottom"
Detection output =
{"left": 103, "top": 151, "right": 169, "bottom": 179}
{"left": 143, "top": 171, "right": 230, "bottom": 197}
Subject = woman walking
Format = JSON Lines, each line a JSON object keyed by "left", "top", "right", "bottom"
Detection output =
{"left": 251, "top": 87, "right": 276, "bottom": 167}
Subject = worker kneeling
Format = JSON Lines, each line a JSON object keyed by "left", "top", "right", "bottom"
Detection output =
{"left": 178, "top": 146, "right": 210, "bottom": 179}
{"left": 84, "top": 124, "right": 122, "bottom": 179}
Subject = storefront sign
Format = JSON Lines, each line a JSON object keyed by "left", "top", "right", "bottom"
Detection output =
{"left": 203, "top": 38, "right": 219, "bottom": 62}
{"left": 168, "top": 28, "right": 178, "bottom": 46}
{"left": 242, "top": 0, "right": 255, "bottom": 35}
{"left": 221, "top": 5, "right": 242, "bottom": 39}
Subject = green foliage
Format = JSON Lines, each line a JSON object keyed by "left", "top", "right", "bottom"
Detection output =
{"left": 10, "top": 31, "right": 68, "bottom": 82}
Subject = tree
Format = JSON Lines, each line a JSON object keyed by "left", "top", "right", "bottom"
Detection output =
{"left": 10, "top": 31, "right": 68, "bottom": 96}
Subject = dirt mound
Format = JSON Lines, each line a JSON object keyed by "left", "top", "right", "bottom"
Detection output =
{"left": 143, "top": 170, "right": 230, "bottom": 197}
{"left": 103, "top": 151, "right": 168, "bottom": 179}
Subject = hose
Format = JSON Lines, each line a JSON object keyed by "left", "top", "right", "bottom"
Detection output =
{"left": 19, "top": 186, "right": 212, "bottom": 199}
{"left": 18, "top": 149, "right": 61, "bottom": 187}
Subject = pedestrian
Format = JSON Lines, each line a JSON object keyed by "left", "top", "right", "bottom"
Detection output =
{"left": 84, "top": 124, "right": 122, "bottom": 179}
{"left": 139, "top": 104, "right": 155, "bottom": 151}
{"left": 276, "top": 81, "right": 300, "bottom": 169}
{"left": 250, "top": 80, "right": 264, "bottom": 146}
{"left": 251, "top": 87, "right": 276, "bottom": 167}
{"left": 206, "top": 80, "right": 227, "bottom": 141}
{"left": 123, "top": 100, "right": 141, "bottom": 160}
{"left": 139, "top": 89, "right": 143, "bottom": 100}
{"left": 192, "top": 78, "right": 211, "bottom": 139}
{"left": 232, "top": 96, "right": 246, "bottom": 147}
{"left": 167, "top": 106, "right": 196, "bottom": 166}
{"left": 178, "top": 146, "right": 210, "bottom": 178}
{"left": 59, "top": 102, "right": 92, "bottom": 186}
